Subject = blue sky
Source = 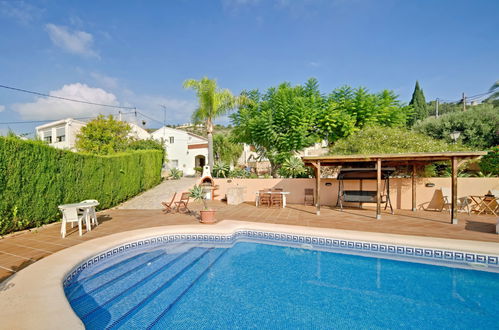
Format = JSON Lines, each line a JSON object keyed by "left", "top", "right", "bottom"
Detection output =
{"left": 1, "top": 0, "right": 498, "bottom": 134}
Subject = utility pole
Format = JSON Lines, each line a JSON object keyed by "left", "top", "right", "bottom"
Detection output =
{"left": 118, "top": 110, "right": 122, "bottom": 121}
{"left": 160, "top": 105, "right": 167, "bottom": 127}
{"left": 462, "top": 93, "right": 466, "bottom": 111}
{"left": 435, "top": 98, "right": 439, "bottom": 118}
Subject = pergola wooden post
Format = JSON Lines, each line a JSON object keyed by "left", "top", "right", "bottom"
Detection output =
{"left": 412, "top": 164, "right": 417, "bottom": 212}
{"left": 315, "top": 160, "right": 321, "bottom": 215}
{"left": 451, "top": 156, "right": 458, "bottom": 224}
{"left": 376, "top": 158, "right": 382, "bottom": 220}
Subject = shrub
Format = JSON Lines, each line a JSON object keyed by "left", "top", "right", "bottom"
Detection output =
{"left": 212, "top": 162, "right": 230, "bottom": 178}
{"left": 329, "top": 126, "right": 467, "bottom": 155}
{"left": 414, "top": 104, "right": 499, "bottom": 149}
{"left": 278, "top": 156, "right": 310, "bottom": 178}
{"left": 0, "top": 136, "right": 163, "bottom": 235}
{"left": 480, "top": 146, "right": 499, "bottom": 176}
{"left": 228, "top": 167, "right": 248, "bottom": 178}
{"left": 169, "top": 168, "right": 183, "bottom": 180}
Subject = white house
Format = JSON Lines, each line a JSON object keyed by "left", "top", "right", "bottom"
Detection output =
{"left": 151, "top": 126, "right": 208, "bottom": 176}
{"left": 35, "top": 118, "right": 86, "bottom": 151}
{"left": 36, "top": 118, "right": 152, "bottom": 151}
{"left": 128, "top": 122, "right": 151, "bottom": 140}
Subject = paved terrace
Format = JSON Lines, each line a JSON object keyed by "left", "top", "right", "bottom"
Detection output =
{"left": 1, "top": 201, "right": 498, "bottom": 282}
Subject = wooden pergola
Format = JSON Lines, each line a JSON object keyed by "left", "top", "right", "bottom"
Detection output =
{"left": 302, "top": 152, "right": 487, "bottom": 224}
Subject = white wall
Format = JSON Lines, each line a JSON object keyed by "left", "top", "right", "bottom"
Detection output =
{"left": 36, "top": 119, "right": 85, "bottom": 151}
{"left": 151, "top": 127, "right": 208, "bottom": 176}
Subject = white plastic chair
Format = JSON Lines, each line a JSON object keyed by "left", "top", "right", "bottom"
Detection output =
{"left": 441, "top": 187, "right": 471, "bottom": 215}
{"left": 80, "top": 200, "right": 99, "bottom": 227}
{"left": 60, "top": 207, "right": 85, "bottom": 238}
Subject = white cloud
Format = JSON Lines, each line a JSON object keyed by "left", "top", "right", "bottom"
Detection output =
{"left": 0, "top": 105, "right": 5, "bottom": 112}
{"left": 13, "top": 83, "right": 119, "bottom": 120}
{"left": 125, "top": 94, "right": 197, "bottom": 126}
{"left": 45, "top": 23, "right": 99, "bottom": 58}
{"left": 308, "top": 61, "right": 321, "bottom": 68}
{"left": 0, "top": 1, "right": 43, "bottom": 25}
{"left": 90, "top": 72, "right": 119, "bottom": 90}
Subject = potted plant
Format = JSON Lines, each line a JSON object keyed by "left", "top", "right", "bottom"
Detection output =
{"left": 189, "top": 185, "right": 216, "bottom": 224}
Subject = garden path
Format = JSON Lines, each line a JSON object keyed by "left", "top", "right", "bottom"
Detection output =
{"left": 116, "top": 177, "right": 198, "bottom": 209}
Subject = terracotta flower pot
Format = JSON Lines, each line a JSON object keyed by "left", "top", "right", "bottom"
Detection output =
{"left": 200, "top": 210, "right": 216, "bottom": 224}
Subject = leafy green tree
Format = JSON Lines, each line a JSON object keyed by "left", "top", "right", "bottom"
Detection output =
{"left": 231, "top": 79, "right": 319, "bottom": 176}
{"left": 407, "top": 81, "right": 428, "bottom": 126}
{"left": 479, "top": 146, "right": 499, "bottom": 175}
{"left": 213, "top": 133, "right": 243, "bottom": 166}
{"left": 414, "top": 104, "right": 499, "bottom": 149}
{"left": 183, "top": 77, "right": 245, "bottom": 169}
{"left": 320, "top": 86, "right": 410, "bottom": 140}
{"left": 76, "top": 115, "right": 131, "bottom": 155}
{"left": 329, "top": 126, "right": 466, "bottom": 155}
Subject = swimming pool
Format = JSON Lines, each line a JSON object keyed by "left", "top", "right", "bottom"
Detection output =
{"left": 65, "top": 231, "right": 499, "bottom": 329}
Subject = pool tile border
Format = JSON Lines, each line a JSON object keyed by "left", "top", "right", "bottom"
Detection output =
{"left": 63, "top": 230, "right": 499, "bottom": 287}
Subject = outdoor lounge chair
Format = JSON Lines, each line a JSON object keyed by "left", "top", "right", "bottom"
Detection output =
{"left": 59, "top": 207, "right": 85, "bottom": 238}
{"left": 174, "top": 192, "right": 190, "bottom": 214}
{"left": 441, "top": 187, "right": 471, "bottom": 215}
{"left": 161, "top": 192, "right": 177, "bottom": 213}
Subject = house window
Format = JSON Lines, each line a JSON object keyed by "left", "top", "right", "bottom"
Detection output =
{"left": 55, "top": 127, "right": 65, "bottom": 142}
{"left": 171, "top": 160, "right": 178, "bottom": 168}
{"left": 169, "top": 136, "right": 174, "bottom": 144}
{"left": 43, "top": 130, "right": 52, "bottom": 143}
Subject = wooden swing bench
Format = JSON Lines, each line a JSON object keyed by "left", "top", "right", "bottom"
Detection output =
{"left": 336, "top": 168, "right": 394, "bottom": 213}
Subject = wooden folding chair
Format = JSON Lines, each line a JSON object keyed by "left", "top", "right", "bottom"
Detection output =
{"left": 304, "top": 188, "right": 314, "bottom": 206}
{"left": 258, "top": 190, "right": 271, "bottom": 207}
{"left": 174, "top": 192, "right": 191, "bottom": 214}
{"left": 161, "top": 192, "right": 177, "bottom": 213}
{"left": 271, "top": 189, "right": 283, "bottom": 208}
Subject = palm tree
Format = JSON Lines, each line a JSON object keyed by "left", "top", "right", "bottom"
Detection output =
{"left": 183, "top": 77, "right": 242, "bottom": 170}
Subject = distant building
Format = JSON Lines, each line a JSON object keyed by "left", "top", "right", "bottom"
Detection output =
{"left": 35, "top": 118, "right": 152, "bottom": 151}
{"left": 151, "top": 126, "right": 208, "bottom": 176}
{"left": 35, "top": 118, "right": 86, "bottom": 151}
{"left": 128, "top": 122, "right": 151, "bottom": 140}
{"left": 237, "top": 141, "right": 328, "bottom": 175}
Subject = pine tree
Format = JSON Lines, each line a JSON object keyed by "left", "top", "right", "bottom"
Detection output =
{"left": 408, "top": 81, "right": 428, "bottom": 126}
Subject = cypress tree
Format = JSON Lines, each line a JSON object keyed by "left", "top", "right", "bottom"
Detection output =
{"left": 408, "top": 81, "right": 428, "bottom": 126}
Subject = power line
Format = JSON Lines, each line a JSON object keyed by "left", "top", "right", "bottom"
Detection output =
{"left": 136, "top": 110, "right": 165, "bottom": 126}
{"left": 0, "top": 84, "right": 136, "bottom": 110}
{"left": 0, "top": 111, "right": 136, "bottom": 125}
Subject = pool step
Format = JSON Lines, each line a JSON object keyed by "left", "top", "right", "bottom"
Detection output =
{"left": 73, "top": 247, "right": 201, "bottom": 318}
{"left": 66, "top": 250, "right": 164, "bottom": 300}
{"left": 110, "top": 248, "right": 228, "bottom": 329}
{"left": 82, "top": 247, "right": 211, "bottom": 329}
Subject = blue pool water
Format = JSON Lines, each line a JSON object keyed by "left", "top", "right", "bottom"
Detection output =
{"left": 65, "top": 241, "right": 499, "bottom": 329}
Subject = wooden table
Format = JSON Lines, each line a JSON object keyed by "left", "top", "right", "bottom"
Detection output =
{"left": 469, "top": 195, "right": 498, "bottom": 216}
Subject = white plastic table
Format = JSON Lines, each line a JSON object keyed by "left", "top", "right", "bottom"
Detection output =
{"left": 58, "top": 201, "right": 99, "bottom": 231}
{"left": 255, "top": 191, "right": 290, "bottom": 208}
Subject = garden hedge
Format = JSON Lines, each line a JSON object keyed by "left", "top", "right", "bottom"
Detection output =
{"left": 0, "top": 137, "right": 163, "bottom": 235}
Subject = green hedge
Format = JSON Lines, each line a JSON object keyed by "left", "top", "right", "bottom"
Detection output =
{"left": 0, "top": 137, "right": 163, "bottom": 235}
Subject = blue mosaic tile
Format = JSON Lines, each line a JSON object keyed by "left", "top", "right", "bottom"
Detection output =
{"left": 63, "top": 229, "right": 499, "bottom": 288}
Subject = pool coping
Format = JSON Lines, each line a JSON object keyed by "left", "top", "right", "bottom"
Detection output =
{"left": 1, "top": 220, "right": 498, "bottom": 329}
